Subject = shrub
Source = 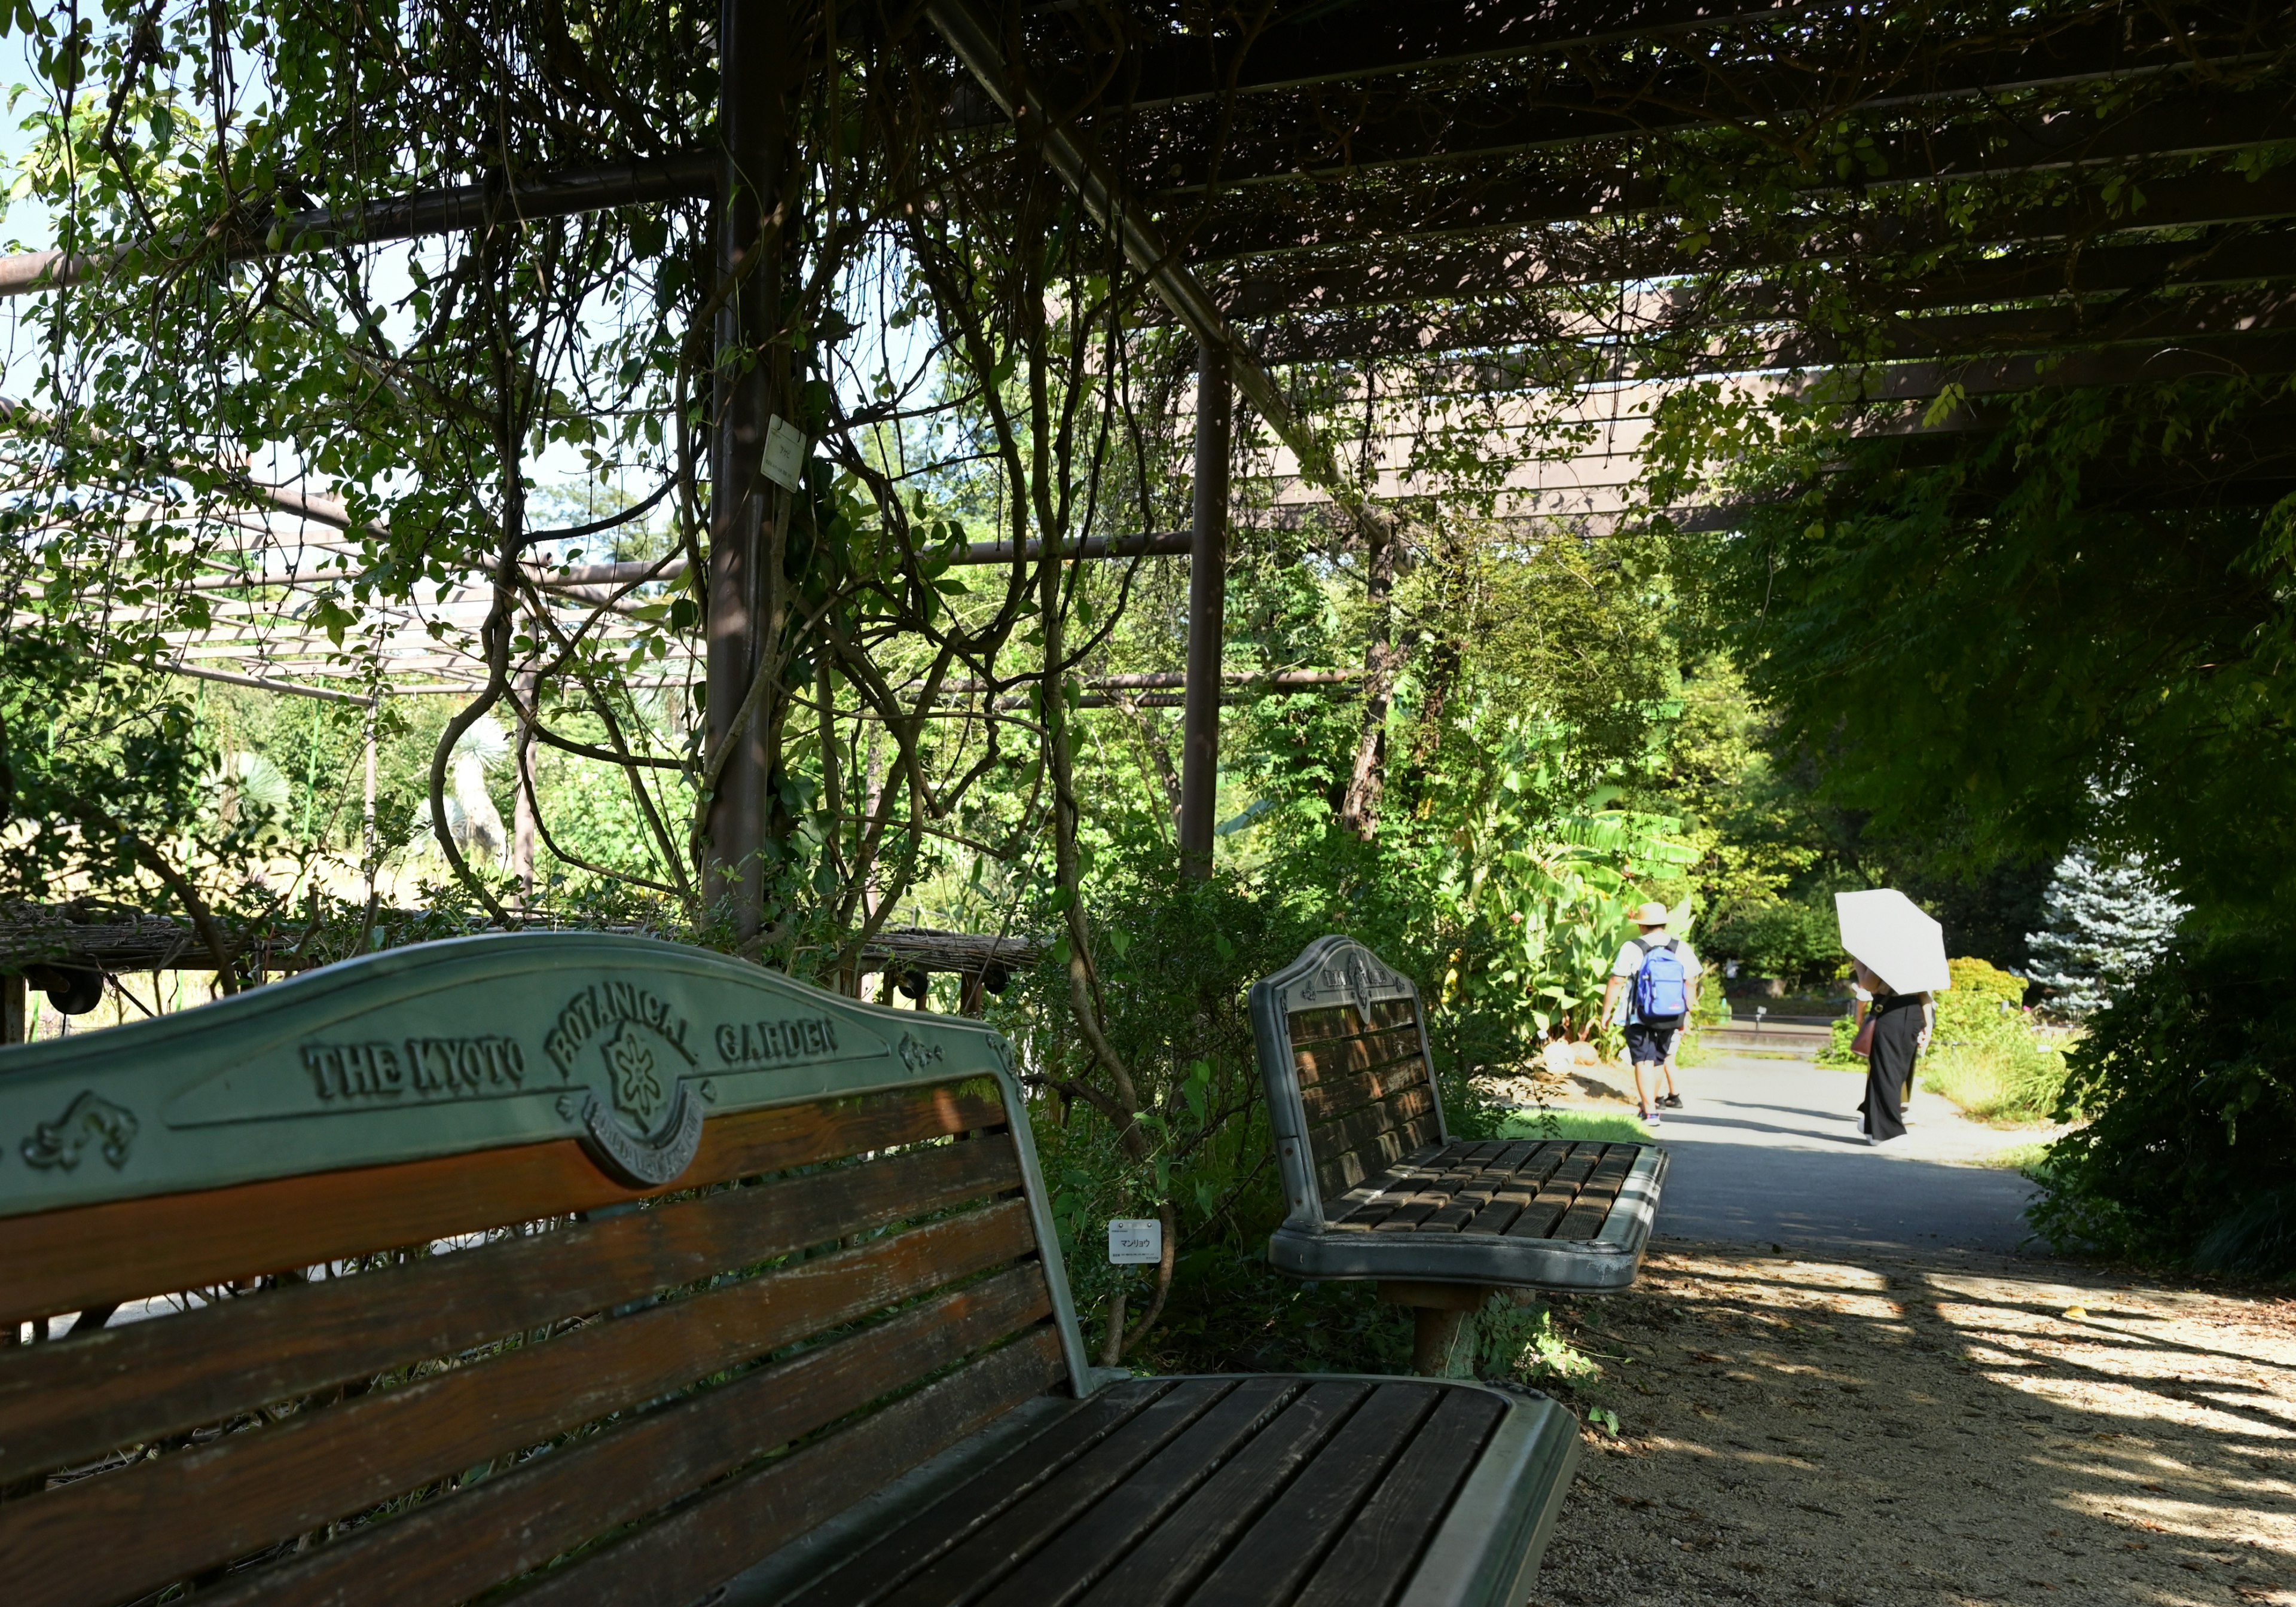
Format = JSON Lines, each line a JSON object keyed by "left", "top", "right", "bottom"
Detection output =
{"left": 1704, "top": 897, "right": 1840, "bottom": 985}
{"left": 1919, "top": 957, "right": 2071, "bottom": 1123}
{"left": 1919, "top": 1038, "right": 2070, "bottom": 1125}
{"left": 1817, "top": 1015, "right": 1860, "bottom": 1067}
{"left": 2029, "top": 927, "right": 2296, "bottom": 1274}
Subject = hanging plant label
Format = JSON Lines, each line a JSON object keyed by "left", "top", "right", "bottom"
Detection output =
{"left": 761, "top": 414, "right": 807, "bottom": 491}
{"left": 1107, "top": 1217, "right": 1161, "bottom": 1264}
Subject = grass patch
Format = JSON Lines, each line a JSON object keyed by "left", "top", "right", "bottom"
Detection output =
{"left": 1971, "top": 1140, "right": 2054, "bottom": 1173}
{"left": 1501, "top": 1108, "right": 1655, "bottom": 1143}
{"left": 1919, "top": 1041, "right": 2071, "bottom": 1126}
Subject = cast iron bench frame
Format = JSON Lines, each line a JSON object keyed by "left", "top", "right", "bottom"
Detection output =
{"left": 0, "top": 931, "right": 1580, "bottom": 1607}
{"left": 1251, "top": 936, "right": 1668, "bottom": 1366}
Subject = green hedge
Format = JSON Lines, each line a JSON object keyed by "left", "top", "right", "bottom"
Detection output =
{"left": 2030, "top": 928, "right": 2296, "bottom": 1277}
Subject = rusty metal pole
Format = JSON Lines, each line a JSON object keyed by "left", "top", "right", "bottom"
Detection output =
{"left": 703, "top": 0, "right": 782, "bottom": 937}
{"left": 1177, "top": 342, "right": 1231, "bottom": 877}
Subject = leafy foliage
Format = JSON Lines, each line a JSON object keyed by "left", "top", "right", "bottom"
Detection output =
{"left": 2031, "top": 927, "right": 2296, "bottom": 1271}
{"left": 1666, "top": 377, "right": 2296, "bottom": 919}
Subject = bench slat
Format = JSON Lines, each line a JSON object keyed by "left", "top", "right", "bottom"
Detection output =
{"left": 0, "top": 1083, "right": 1006, "bottom": 1327}
{"left": 1290, "top": 1388, "right": 1506, "bottom": 1607}
{"left": 874, "top": 1379, "right": 1237, "bottom": 1607}
{"left": 1368, "top": 1150, "right": 1490, "bottom": 1232}
{"left": 1553, "top": 1144, "right": 1638, "bottom": 1241}
{"left": 1178, "top": 1383, "right": 1442, "bottom": 1605}
{"left": 1071, "top": 1382, "right": 1369, "bottom": 1607}
{"left": 1292, "top": 1026, "right": 1422, "bottom": 1083}
{"left": 1419, "top": 1141, "right": 1538, "bottom": 1230}
{"left": 1287, "top": 1001, "right": 1416, "bottom": 1046}
{"left": 1305, "top": 1088, "right": 1438, "bottom": 1191}
{"left": 1293, "top": 1056, "right": 1428, "bottom": 1125}
{"left": 0, "top": 1133, "right": 1022, "bottom": 1482}
{"left": 502, "top": 1327, "right": 1068, "bottom": 1607}
{"left": 784, "top": 1380, "right": 1177, "bottom": 1606}
{"left": 972, "top": 1376, "right": 1303, "bottom": 1606}
{"left": 2, "top": 1197, "right": 1042, "bottom": 1607}
{"left": 1459, "top": 1143, "right": 1576, "bottom": 1236}
{"left": 1502, "top": 1145, "right": 1606, "bottom": 1240}
{"left": 198, "top": 1266, "right": 1055, "bottom": 1607}
{"left": 1330, "top": 1143, "right": 1475, "bottom": 1229}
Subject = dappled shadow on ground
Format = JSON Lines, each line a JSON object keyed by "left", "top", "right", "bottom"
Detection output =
{"left": 1528, "top": 1241, "right": 2296, "bottom": 1607}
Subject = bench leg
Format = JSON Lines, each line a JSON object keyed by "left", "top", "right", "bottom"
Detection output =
{"left": 1379, "top": 1281, "right": 1495, "bottom": 1377}
{"left": 1410, "top": 1305, "right": 1473, "bottom": 1376}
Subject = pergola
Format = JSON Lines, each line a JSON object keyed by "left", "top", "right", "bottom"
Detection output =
{"left": 1, "top": 0, "right": 2286, "bottom": 936}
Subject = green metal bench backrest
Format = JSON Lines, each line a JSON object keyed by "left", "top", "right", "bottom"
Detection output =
{"left": 0, "top": 932, "right": 1090, "bottom": 1607}
{"left": 1248, "top": 936, "right": 1448, "bottom": 1227}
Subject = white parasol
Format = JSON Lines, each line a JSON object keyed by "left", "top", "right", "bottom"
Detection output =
{"left": 1834, "top": 889, "right": 1952, "bottom": 994}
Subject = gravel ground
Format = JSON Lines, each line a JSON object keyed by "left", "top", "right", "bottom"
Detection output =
{"left": 1529, "top": 1240, "right": 2296, "bottom": 1607}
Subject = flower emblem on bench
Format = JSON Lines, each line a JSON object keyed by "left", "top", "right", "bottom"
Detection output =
{"left": 22, "top": 1092, "right": 139, "bottom": 1172}
{"left": 603, "top": 1025, "right": 667, "bottom": 1131}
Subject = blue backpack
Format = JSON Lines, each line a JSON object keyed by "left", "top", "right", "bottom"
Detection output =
{"left": 1632, "top": 937, "right": 1690, "bottom": 1021}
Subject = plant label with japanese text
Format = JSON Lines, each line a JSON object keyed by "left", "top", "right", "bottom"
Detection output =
{"left": 1108, "top": 1218, "right": 1162, "bottom": 1264}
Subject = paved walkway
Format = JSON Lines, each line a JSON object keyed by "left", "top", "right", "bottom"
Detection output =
{"left": 1632, "top": 1053, "right": 2047, "bottom": 1255}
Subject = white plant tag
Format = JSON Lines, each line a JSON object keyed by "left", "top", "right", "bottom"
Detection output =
{"left": 1107, "top": 1218, "right": 1162, "bottom": 1265}
{"left": 761, "top": 414, "right": 807, "bottom": 491}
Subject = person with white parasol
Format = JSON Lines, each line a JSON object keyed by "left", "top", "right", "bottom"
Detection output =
{"left": 1836, "top": 891, "right": 1949, "bottom": 1145}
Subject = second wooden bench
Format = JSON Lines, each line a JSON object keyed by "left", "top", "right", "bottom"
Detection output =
{"left": 1251, "top": 936, "right": 1669, "bottom": 1371}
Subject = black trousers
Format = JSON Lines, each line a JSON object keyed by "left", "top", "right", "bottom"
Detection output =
{"left": 1859, "top": 1000, "right": 1923, "bottom": 1142}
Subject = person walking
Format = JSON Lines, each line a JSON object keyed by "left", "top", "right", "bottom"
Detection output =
{"left": 1850, "top": 958, "right": 1934, "bottom": 1144}
{"left": 1601, "top": 902, "right": 1702, "bottom": 1126}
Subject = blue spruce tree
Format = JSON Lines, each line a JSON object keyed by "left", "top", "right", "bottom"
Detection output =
{"left": 2025, "top": 850, "right": 2187, "bottom": 1018}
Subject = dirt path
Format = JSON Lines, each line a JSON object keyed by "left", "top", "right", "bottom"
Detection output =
{"left": 1531, "top": 1241, "right": 2296, "bottom": 1606}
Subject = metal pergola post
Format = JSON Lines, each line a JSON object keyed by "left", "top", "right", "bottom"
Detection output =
{"left": 703, "top": 0, "right": 786, "bottom": 937}
{"left": 1178, "top": 340, "right": 1231, "bottom": 877}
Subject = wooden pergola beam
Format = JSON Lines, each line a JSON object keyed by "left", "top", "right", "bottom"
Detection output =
{"left": 1132, "top": 18, "right": 2276, "bottom": 197}
{"left": 0, "top": 151, "right": 714, "bottom": 298}
{"left": 1176, "top": 86, "right": 2296, "bottom": 264}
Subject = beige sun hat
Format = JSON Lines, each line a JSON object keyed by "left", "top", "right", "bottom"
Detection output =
{"left": 1629, "top": 900, "right": 1670, "bottom": 927}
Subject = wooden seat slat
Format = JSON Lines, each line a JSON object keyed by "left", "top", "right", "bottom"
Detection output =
{"left": 1553, "top": 1145, "right": 1639, "bottom": 1241}
{"left": 4, "top": 1199, "right": 1041, "bottom": 1607}
{"left": 1422, "top": 1141, "right": 1538, "bottom": 1231}
{"left": 1459, "top": 1143, "right": 1575, "bottom": 1236}
{"left": 1073, "top": 1382, "right": 1370, "bottom": 1607}
{"left": 505, "top": 1328, "right": 1068, "bottom": 1607}
{"left": 202, "top": 1266, "right": 1054, "bottom": 1607}
{"left": 1502, "top": 1145, "right": 1605, "bottom": 1240}
{"left": 875, "top": 1378, "right": 1239, "bottom": 1607}
{"left": 1290, "top": 1388, "right": 1507, "bottom": 1607}
{"left": 972, "top": 1376, "right": 1303, "bottom": 1607}
{"left": 1180, "top": 1383, "right": 1442, "bottom": 1606}
{"left": 782, "top": 1380, "right": 1177, "bottom": 1606}
{"left": 1371, "top": 1150, "right": 1491, "bottom": 1232}
{"left": 1330, "top": 1141, "right": 1473, "bottom": 1226}
{"left": 1, "top": 1083, "right": 1006, "bottom": 1327}
{"left": 0, "top": 1134, "right": 1021, "bottom": 1482}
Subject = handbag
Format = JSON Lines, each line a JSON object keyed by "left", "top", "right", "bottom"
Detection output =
{"left": 1850, "top": 1013, "right": 1876, "bottom": 1058}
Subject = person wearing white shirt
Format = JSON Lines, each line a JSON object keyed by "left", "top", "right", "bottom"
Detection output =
{"left": 1599, "top": 902, "right": 1703, "bottom": 1126}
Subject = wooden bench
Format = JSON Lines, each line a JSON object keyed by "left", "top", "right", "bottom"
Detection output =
{"left": 0, "top": 931, "right": 1581, "bottom": 1607}
{"left": 1250, "top": 937, "right": 1669, "bottom": 1371}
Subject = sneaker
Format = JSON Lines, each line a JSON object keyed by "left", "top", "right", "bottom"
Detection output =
{"left": 1640, "top": 1107, "right": 1662, "bottom": 1128}
{"left": 1660, "top": 1093, "right": 1684, "bottom": 1110}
